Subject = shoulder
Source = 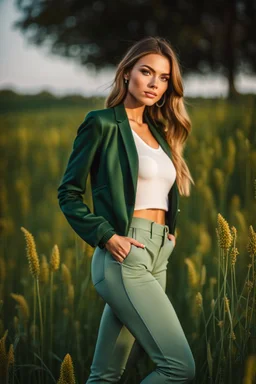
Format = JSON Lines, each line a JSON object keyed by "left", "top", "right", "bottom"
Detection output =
{"left": 77, "top": 106, "right": 115, "bottom": 136}
{"left": 85, "top": 106, "right": 115, "bottom": 124}
{"left": 81, "top": 106, "right": 116, "bottom": 138}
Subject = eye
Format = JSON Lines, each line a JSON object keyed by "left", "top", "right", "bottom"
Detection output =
{"left": 161, "top": 77, "right": 169, "bottom": 82}
{"left": 141, "top": 69, "right": 150, "bottom": 75}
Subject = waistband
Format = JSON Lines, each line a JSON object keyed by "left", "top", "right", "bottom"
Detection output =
{"left": 129, "top": 216, "right": 169, "bottom": 238}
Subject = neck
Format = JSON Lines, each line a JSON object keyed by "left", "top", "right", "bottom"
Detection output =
{"left": 123, "top": 97, "right": 146, "bottom": 124}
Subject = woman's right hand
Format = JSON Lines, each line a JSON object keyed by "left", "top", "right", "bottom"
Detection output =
{"left": 104, "top": 234, "right": 145, "bottom": 263}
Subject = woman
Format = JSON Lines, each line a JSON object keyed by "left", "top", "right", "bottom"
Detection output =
{"left": 57, "top": 36, "right": 196, "bottom": 383}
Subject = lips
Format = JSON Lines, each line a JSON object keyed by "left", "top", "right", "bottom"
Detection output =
{"left": 144, "top": 91, "right": 157, "bottom": 98}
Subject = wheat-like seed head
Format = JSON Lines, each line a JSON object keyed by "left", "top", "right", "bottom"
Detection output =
{"left": 61, "top": 264, "right": 72, "bottom": 286}
{"left": 201, "top": 185, "right": 215, "bottom": 208}
{"left": 225, "top": 138, "right": 236, "bottom": 174}
{"left": 0, "top": 329, "right": 8, "bottom": 360}
{"left": 217, "top": 214, "right": 232, "bottom": 249}
{"left": 224, "top": 296, "right": 230, "bottom": 312}
{"left": 246, "top": 280, "right": 253, "bottom": 293}
{"left": 230, "top": 197, "right": 241, "bottom": 217}
{"left": 231, "top": 226, "right": 237, "bottom": 242}
{"left": 10, "top": 294, "right": 30, "bottom": 323}
{"left": 20, "top": 227, "right": 40, "bottom": 278}
{"left": 40, "top": 255, "right": 49, "bottom": 284}
{"left": 50, "top": 244, "right": 60, "bottom": 272}
{"left": 213, "top": 168, "right": 224, "bottom": 190}
{"left": 196, "top": 227, "right": 212, "bottom": 254}
{"left": 68, "top": 284, "right": 74, "bottom": 307}
{"left": 247, "top": 225, "right": 256, "bottom": 258}
{"left": 0, "top": 330, "right": 8, "bottom": 379}
{"left": 57, "top": 353, "right": 76, "bottom": 384}
{"left": 230, "top": 247, "right": 239, "bottom": 266}
{"left": 184, "top": 258, "right": 199, "bottom": 288}
{"left": 200, "top": 265, "right": 206, "bottom": 286}
{"left": 195, "top": 292, "right": 203, "bottom": 308}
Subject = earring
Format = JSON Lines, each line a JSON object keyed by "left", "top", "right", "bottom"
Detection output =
{"left": 156, "top": 93, "right": 166, "bottom": 107}
{"left": 124, "top": 78, "right": 128, "bottom": 84}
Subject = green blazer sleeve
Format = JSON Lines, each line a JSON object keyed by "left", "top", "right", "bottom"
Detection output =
{"left": 57, "top": 111, "right": 117, "bottom": 248}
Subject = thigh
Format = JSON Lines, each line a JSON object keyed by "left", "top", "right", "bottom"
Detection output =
{"left": 152, "top": 269, "right": 167, "bottom": 292}
{"left": 152, "top": 236, "right": 175, "bottom": 292}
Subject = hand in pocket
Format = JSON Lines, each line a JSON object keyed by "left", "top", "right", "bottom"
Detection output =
{"left": 105, "top": 234, "right": 145, "bottom": 263}
{"left": 167, "top": 233, "right": 176, "bottom": 247}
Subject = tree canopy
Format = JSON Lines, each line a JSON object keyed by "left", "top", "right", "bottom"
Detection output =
{"left": 14, "top": 0, "right": 256, "bottom": 97}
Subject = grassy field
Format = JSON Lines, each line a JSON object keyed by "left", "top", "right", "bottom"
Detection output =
{"left": 0, "top": 92, "right": 256, "bottom": 383}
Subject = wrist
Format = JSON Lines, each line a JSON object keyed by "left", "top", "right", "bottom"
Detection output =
{"left": 98, "top": 230, "right": 116, "bottom": 249}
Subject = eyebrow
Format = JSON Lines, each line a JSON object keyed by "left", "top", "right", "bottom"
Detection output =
{"left": 139, "top": 64, "right": 170, "bottom": 76}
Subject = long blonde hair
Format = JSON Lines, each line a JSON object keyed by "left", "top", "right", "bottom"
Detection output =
{"left": 105, "top": 36, "right": 195, "bottom": 196}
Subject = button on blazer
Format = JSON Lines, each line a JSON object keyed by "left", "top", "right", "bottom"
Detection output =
{"left": 57, "top": 101, "right": 180, "bottom": 249}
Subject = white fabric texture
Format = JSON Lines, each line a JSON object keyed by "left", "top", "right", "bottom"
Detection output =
{"left": 131, "top": 129, "right": 176, "bottom": 211}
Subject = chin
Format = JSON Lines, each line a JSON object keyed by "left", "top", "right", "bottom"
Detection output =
{"left": 136, "top": 97, "right": 155, "bottom": 107}
{"left": 144, "top": 99, "right": 156, "bottom": 107}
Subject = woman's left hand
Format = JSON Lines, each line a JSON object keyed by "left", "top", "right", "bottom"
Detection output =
{"left": 167, "top": 233, "right": 176, "bottom": 246}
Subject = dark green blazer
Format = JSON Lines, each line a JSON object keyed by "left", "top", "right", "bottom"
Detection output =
{"left": 57, "top": 101, "right": 180, "bottom": 249}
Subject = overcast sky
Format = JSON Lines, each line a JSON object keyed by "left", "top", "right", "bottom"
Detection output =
{"left": 0, "top": 0, "right": 256, "bottom": 98}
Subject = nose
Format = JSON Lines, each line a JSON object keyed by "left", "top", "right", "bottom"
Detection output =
{"left": 149, "top": 76, "right": 158, "bottom": 89}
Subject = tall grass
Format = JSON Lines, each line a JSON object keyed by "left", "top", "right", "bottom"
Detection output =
{"left": 188, "top": 216, "right": 256, "bottom": 383}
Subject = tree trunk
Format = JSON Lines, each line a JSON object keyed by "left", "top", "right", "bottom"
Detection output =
{"left": 223, "top": 0, "right": 240, "bottom": 98}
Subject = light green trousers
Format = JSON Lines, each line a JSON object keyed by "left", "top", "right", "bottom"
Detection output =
{"left": 86, "top": 217, "right": 196, "bottom": 383}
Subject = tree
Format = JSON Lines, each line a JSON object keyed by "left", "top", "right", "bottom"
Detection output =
{"left": 13, "top": 0, "right": 256, "bottom": 97}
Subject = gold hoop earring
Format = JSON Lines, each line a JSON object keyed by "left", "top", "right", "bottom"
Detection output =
{"left": 156, "top": 93, "right": 166, "bottom": 107}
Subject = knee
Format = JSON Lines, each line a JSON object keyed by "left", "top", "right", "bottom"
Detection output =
{"left": 186, "top": 355, "right": 196, "bottom": 381}
{"left": 158, "top": 355, "right": 196, "bottom": 382}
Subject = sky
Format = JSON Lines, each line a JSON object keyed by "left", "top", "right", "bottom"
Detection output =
{"left": 0, "top": 0, "right": 256, "bottom": 98}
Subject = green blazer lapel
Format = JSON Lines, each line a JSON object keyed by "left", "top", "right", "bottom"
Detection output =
{"left": 114, "top": 102, "right": 139, "bottom": 200}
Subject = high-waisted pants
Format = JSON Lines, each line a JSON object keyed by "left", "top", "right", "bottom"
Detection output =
{"left": 86, "top": 217, "right": 196, "bottom": 383}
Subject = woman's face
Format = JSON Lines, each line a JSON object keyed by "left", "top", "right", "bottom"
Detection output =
{"left": 124, "top": 53, "right": 171, "bottom": 106}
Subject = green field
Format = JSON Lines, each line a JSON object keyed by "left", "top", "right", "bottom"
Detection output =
{"left": 0, "top": 92, "right": 256, "bottom": 383}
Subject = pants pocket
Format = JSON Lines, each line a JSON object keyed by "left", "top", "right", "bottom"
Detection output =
{"left": 122, "top": 227, "right": 147, "bottom": 265}
{"left": 91, "top": 246, "right": 106, "bottom": 286}
{"left": 121, "top": 227, "right": 134, "bottom": 263}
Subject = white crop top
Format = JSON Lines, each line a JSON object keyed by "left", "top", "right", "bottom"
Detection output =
{"left": 131, "top": 129, "right": 176, "bottom": 211}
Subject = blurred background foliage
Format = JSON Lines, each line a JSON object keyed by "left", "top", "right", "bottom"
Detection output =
{"left": 13, "top": 0, "right": 256, "bottom": 98}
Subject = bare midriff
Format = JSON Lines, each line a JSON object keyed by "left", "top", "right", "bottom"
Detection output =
{"left": 133, "top": 208, "right": 166, "bottom": 226}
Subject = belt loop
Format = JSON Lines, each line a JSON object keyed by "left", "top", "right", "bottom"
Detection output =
{"left": 150, "top": 221, "right": 154, "bottom": 239}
